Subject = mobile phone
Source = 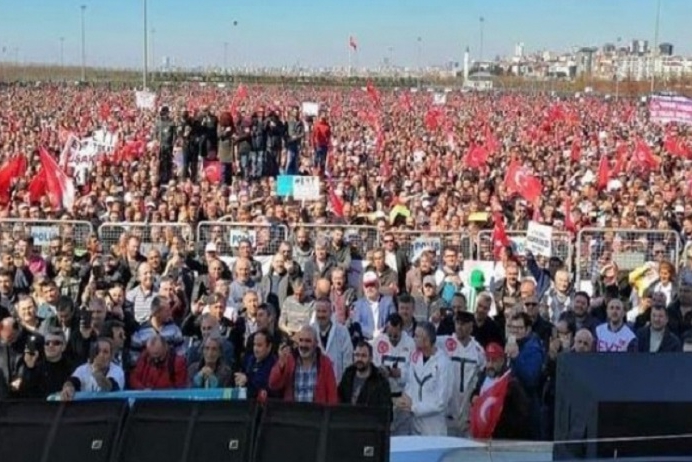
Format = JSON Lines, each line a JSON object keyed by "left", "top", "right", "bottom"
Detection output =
{"left": 80, "top": 310, "right": 93, "bottom": 327}
{"left": 26, "top": 337, "right": 37, "bottom": 354}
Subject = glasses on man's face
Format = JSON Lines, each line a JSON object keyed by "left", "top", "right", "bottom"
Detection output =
{"left": 524, "top": 302, "right": 538, "bottom": 307}
{"left": 46, "top": 340, "right": 63, "bottom": 347}
{"left": 507, "top": 324, "right": 525, "bottom": 331}
{"left": 383, "top": 239, "right": 394, "bottom": 244}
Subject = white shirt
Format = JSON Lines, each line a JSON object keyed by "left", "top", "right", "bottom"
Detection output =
{"left": 371, "top": 332, "right": 416, "bottom": 394}
{"left": 369, "top": 300, "right": 381, "bottom": 338}
{"left": 595, "top": 322, "right": 636, "bottom": 352}
{"left": 71, "top": 362, "right": 125, "bottom": 392}
{"left": 384, "top": 252, "right": 398, "bottom": 274}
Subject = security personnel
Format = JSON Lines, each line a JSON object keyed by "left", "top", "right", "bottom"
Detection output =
{"left": 397, "top": 321, "right": 452, "bottom": 436}
{"left": 437, "top": 311, "right": 486, "bottom": 436}
{"left": 371, "top": 313, "right": 416, "bottom": 436}
{"left": 156, "top": 106, "right": 176, "bottom": 185}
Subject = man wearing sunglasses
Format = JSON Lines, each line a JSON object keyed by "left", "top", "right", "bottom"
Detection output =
{"left": 19, "top": 329, "right": 74, "bottom": 399}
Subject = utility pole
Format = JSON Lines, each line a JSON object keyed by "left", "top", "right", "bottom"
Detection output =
{"left": 479, "top": 16, "right": 485, "bottom": 63}
{"left": 60, "top": 37, "right": 65, "bottom": 67}
{"left": 80, "top": 5, "right": 86, "bottom": 81}
{"left": 650, "top": 0, "right": 661, "bottom": 93}
{"left": 143, "top": 0, "right": 149, "bottom": 90}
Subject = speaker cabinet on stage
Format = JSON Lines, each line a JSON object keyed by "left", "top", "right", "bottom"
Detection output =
{"left": 324, "top": 405, "right": 390, "bottom": 462}
{"left": 114, "top": 399, "right": 257, "bottom": 462}
{"left": 254, "top": 402, "right": 390, "bottom": 462}
{"left": 0, "top": 399, "right": 127, "bottom": 462}
{"left": 554, "top": 353, "right": 692, "bottom": 460}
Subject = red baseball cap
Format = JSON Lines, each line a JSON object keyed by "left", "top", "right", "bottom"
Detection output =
{"left": 485, "top": 343, "right": 505, "bottom": 361}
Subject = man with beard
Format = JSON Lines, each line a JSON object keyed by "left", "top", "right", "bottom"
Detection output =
{"left": 338, "top": 341, "right": 391, "bottom": 409}
{"left": 268, "top": 325, "right": 338, "bottom": 404}
{"left": 471, "top": 342, "right": 530, "bottom": 439}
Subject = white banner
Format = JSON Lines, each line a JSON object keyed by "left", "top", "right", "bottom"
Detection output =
{"left": 526, "top": 221, "right": 553, "bottom": 257}
{"left": 649, "top": 95, "right": 692, "bottom": 125}
{"left": 135, "top": 90, "right": 157, "bottom": 110}
{"left": 432, "top": 93, "right": 447, "bottom": 106}
{"left": 301, "top": 102, "right": 319, "bottom": 117}
{"left": 292, "top": 176, "right": 321, "bottom": 200}
{"left": 411, "top": 237, "right": 441, "bottom": 262}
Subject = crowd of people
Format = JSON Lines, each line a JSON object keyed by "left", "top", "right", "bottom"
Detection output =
{"left": 1, "top": 81, "right": 692, "bottom": 441}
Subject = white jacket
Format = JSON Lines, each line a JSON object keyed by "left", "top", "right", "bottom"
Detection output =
{"left": 404, "top": 347, "right": 453, "bottom": 436}
{"left": 371, "top": 332, "right": 416, "bottom": 395}
{"left": 312, "top": 321, "right": 353, "bottom": 383}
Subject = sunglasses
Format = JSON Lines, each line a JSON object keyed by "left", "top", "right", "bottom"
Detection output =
{"left": 46, "top": 340, "right": 64, "bottom": 346}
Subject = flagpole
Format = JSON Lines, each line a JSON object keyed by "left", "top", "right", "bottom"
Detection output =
{"left": 348, "top": 36, "right": 352, "bottom": 78}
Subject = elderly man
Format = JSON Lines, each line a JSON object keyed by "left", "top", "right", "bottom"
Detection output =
{"left": 311, "top": 298, "right": 352, "bottom": 382}
{"left": 352, "top": 272, "right": 396, "bottom": 340}
{"left": 268, "top": 324, "right": 338, "bottom": 404}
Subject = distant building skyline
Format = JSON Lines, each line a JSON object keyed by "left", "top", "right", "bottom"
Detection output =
{"left": 0, "top": 0, "right": 690, "bottom": 70}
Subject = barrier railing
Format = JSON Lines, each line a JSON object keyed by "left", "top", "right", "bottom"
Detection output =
{"left": 575, "top": 227, "right": 681, "bottom": 292}
{"left": 389, "top": 230, "right": 474, "bottom": 261}
{"left": 98, "top": 222, "right": 194, "bottom": 256}
{"left": 476, "top": 229, "right": 573, "bottom": 268}
{"left": 0, "top": 219, "right": 94, "bottom": 254}
{"left": 290, "top": 224, "right": 380, "bottom": 260}
{"left": 196, "top": 221, "right": 289, "bottom": 257}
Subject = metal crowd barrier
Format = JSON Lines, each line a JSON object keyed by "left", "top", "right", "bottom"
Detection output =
{"left": 291, "top": 224, "right": 379, "bottom": 260}
{"left": 196, "top": 221, "right": 289, "bottom": 257}
{"left": 388, "top": 229, "right": 474, "bottom": 262}
{"left": 476, "top": 229, "right": 573, "bottom": 269}
{"left": 98, "top": 222, "right": 194, "bottom": 256}
{"left": 0, "top": 219, "right": 94, "bottom": 254}
{"left": 575, "top": 227, "right": 681, "bottom": 290}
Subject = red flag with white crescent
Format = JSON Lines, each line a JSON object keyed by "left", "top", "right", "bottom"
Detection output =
{"left": 470, "top": 370, "right": 511, "bottom": 439}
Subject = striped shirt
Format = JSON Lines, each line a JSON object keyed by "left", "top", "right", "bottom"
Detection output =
{"left": 126, "top": 285, "right": 158, "bottom": 323}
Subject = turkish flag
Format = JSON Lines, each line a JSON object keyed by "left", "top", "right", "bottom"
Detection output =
{"left": 504, "top": 159, "right": 543, "bottom": 204}
{"left": 564, "top": 197, "right": 577, "bottom": 235}
{"left": 349, "top": 35, "right": 358, "bottom": 51}
{"left": 365, "top": 81, "right": 381, "bottom": 108}
{"left": 470, "top": 370, "right": 511, "bottom": 439}
{"left": 491, "top": 213, "right": 511, "bottom": 259}
{"left": 597, "top": 155, "right": 610, "bottom": 191}
{"left": 203, "top": 159, "right": 221, "bottom": 183}
{"left": 465, "top": 144, "right": 488, "bottom": 170}
{"left": 39, "top": 147, "right": 76, "bottom": 210}
{"left": 664, "top": 135, "right": 692, "bottom": 158}
{"left": 0, "top": 155, "right": 28, "bottom": 204}
{"left": 326, "top": 173, "right": 344, "bottom": 218}
{"left": 631, "top": 139, "right": 659, "bottom": 172}
{"left": 27, "top": 168, "right": 48, "bottom": 204}
{"left": 570, "top": 139, "right": 581, "bottom": 162}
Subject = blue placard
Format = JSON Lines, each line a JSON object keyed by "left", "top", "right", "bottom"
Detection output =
{"left": 276, "top": 175, "right": 294, "bottom": 196}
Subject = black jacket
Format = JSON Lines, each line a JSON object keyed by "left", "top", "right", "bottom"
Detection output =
{"left": 338, "top": 364, "right": 392, "bottom": 411}
{"left": 19, "top": 356, "right": 75, "bottom": 399}
{"left": 636, "top": 327, "right": 682, "bottom": 353}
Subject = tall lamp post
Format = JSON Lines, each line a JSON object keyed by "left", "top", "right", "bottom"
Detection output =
{"left": 651, "top": 0, "right": 661, "bottom": 93}
{"left": 143, "top": 0, "right": 149, "bottom": 90}
{"left": 479, "top": 16, "right": 485, "bottom": 63}
{"left": 59, "top": 37, "right": 65, "bottom": 67}
{"left": 80, "top": 5, "right": 86, "bottom": 81}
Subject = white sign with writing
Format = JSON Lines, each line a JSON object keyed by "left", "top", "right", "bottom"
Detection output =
{"left": 135, "top": 90, "right": 157, "bottom": 110}
{"left": 90, "top": 129, "right": 119, "bottom": 153}
{"left": 301, "top": 102, "right": 319, "bottom": 117}
{"left": 292, "top": 176, "right": 321, "bottom": 200}
{"left": 526, "top": 221, "right": 553, "bottom": 257}
{"left": 31, "top": 226, "right": 59, "bottom": 246}
{"left": 229, "top": 229, "right": 257, "bottom": 248}
{"left": 411, "top": 237, "right": 441, "bottom": 262}
{"left": 432, "top": 93, "right": 447, "bottom": 106}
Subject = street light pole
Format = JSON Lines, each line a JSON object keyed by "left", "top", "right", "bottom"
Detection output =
{"left": 150, "top": 28, "right": 156, "bottom": 81}
{"left": 80, "top": 5, "right": 86, "bottom": 81}
{"left": 479, "top": 16, "right": 485, "bottom": 63}
{"left": 143, "top": 0, "right": 149, "bottom": 90}
{"left": 416, "top": 36, "right": 422, "bottom": 71}
{"left": 651, "top": 0, "right": 661, "bottom": 93}
{"left": 224, "top": 41, "right": 228, "bottom": 75}
{"left": 59, "top": 37, "right": 65, "bottom": 67}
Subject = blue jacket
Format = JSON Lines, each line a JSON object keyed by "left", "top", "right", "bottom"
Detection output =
{"left": 352, "top": 295, "right": 396, "bottom": 339}
{"left": 511, "top": 333, "right": 545, "bottom": 393}
{"left": 242, "top": 353, "right": 278, "bottom": 399}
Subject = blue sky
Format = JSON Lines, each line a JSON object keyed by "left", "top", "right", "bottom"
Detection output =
{"left": 0, "top": 0, "right": 690, "bottom": 69}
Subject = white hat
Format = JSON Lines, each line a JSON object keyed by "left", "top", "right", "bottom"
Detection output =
{"left": 205, "top": 242, "right": 217, "bottom": 253}
{"left": 363, "top": 272, "right": 378, "bottom": 285}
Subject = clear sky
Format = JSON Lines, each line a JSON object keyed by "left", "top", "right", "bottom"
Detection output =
{"left": 0, "top": 0, "right": 690, "bottom": 69}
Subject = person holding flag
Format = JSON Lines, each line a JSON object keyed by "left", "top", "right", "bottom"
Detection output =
{"left": 470, "top": 342, "right": 530, "bottom": 440}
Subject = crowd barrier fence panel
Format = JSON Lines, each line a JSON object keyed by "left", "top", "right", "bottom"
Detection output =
{"left": 290, "top": 224, "right": 380, "bottom": 261}
{"left": 389, "top": 229, "right": 474, "bottom": 263}
{"left": 98, "top": 222, "right": 194, "bottom": 256}
{"left": 575, "top": 227, "right": 681, "bottom": 294}
{"left": 476, "top": 229, "right": 573, "bottom": 271}
{"left": 0, "top": 219, "right": 94, "bottom": 254}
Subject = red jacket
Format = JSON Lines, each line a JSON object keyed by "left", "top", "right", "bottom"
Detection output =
{"left": 129, "top": 352, "right": 188, "bottom": 390}
{"left": 268, "top": 350, "right": 338, "bottom": 405}
{"left": 311, "top": 120, "right": 331, "bottom": 149}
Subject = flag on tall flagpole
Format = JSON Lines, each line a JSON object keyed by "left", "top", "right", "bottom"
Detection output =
{"left": 39, "top": 147, "right": 76, "bottom": 211}
{"left": 349, "top": 35, "right": 358, "bottom": 51}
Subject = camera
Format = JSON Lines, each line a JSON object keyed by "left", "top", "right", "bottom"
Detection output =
{"left": 26, "top": 336, "right": 38, "bottom": 355}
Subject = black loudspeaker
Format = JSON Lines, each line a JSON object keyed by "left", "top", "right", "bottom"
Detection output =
{"left": 0, "top": 399, "right": 127, "bottom": 462}
{"left": 597, "top": 402, "right": 692, "bottom": 458}
{"left": 254, "top": 402, "right": 390, "bottom": 462}
{"left": 324, "top": 405, "right": 390, "bottom": 462}
{"left": 114, "top": 399, "right": 257, "bottom": 462}
{"left": 254, "top": 401, "right": 327, "bottom": 462}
